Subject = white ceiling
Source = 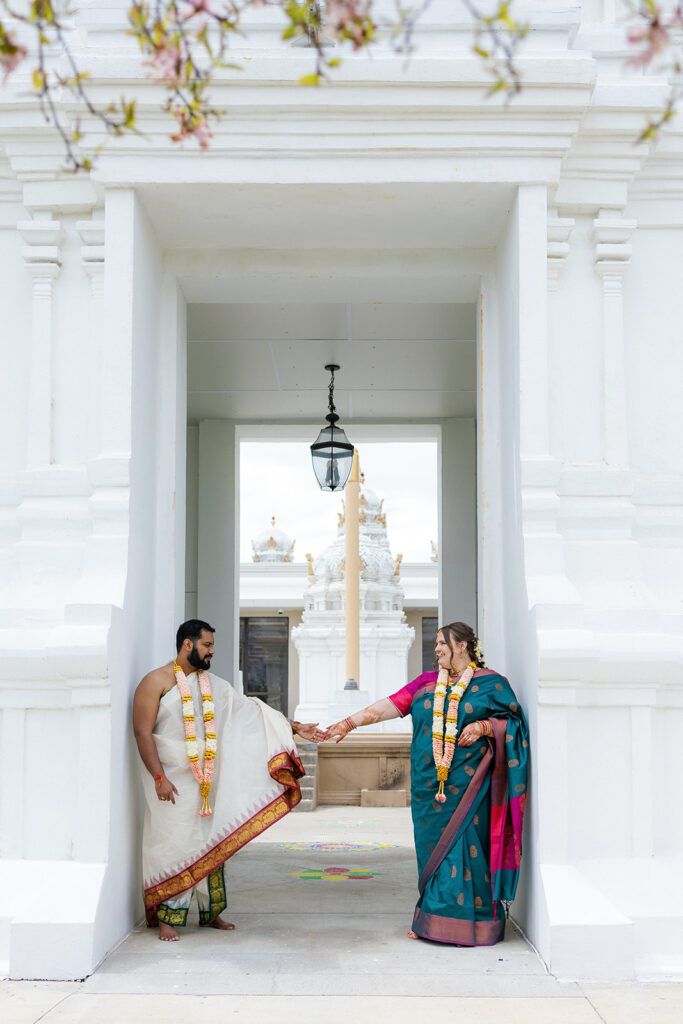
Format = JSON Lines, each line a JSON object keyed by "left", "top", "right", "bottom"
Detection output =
{"left": 141, "top": 182, "right": 502, "bottom": 422}
{"left": 187, "top": 301, "right": 476, "bottom": 422}
{"left": 140, "top": 182, "right": 515, "bottom": 250}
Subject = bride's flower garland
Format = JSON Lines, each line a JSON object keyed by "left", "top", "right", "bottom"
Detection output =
{"left": 174, "top": 661, "right": 217, "bottom": 816}
{"left": 432, "top": 661, "right": 477, "bottom": 802}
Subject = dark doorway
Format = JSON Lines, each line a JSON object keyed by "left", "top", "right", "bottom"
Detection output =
{"left": 239, "top": 616, "right": 289, "bottom": 712}
{"left": 421, "top": 616, "right": 438, "bottom": 672}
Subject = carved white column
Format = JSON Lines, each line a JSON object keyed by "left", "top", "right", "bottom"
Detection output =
{"left": 591, "top": 211, "right": 636, "bottom": 469}
{"left": 77, "top": 217, "right": 105, "bottom": 461}
{"left": 547, "top": 215, "right": 574, "bottom": 463}
{"left": 17, "top": 219, "right": 63, "bottom": 470}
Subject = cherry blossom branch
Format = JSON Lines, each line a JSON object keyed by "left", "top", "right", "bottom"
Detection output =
{"left": 0, "top": 0, "right": 682, "bottom": 170}
{"left": 1, "top": 0, "right": 135, "bottom": 170}
{"left": 627, "top": 1, "right": 683, "bottom": 141}
{"left": 461, "top": 0, "right": 528, "bottom": 97}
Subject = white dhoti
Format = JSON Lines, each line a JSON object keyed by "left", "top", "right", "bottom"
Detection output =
{"left": 140, "top": 671, "right": 303, "bottom": 925}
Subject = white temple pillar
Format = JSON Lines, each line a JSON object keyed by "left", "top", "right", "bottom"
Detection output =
{"left": 17, "top": 219, "right": 62, "bottom": 469}
{"left": 591, "top": 211, "right": 636, "bottom": 468}
{"left": 439, "top": 418, "right": 477, "bottom": 627}
{"left": 77, "top": 216, "right": 105, "bottom": 462}
{"left": 197, "top": 419, "right": 240, "bottom": 685}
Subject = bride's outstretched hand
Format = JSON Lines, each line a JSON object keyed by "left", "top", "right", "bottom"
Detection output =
{"left": 323, "top": 720, "right": 350, "bottom": 744}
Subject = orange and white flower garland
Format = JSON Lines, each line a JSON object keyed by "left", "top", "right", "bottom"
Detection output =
{"left": 432, "top": 661, "right": 477, "bottom": 802}
{"left": 173, "top": 661, "right": 217, "bottom": 816}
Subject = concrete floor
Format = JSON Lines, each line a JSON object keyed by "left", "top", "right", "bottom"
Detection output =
{"left": 3, "top": 807, "right": 683, "bottom": 1023}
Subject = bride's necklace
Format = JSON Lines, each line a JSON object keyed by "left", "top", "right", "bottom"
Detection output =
{"left": 432, "top": 661, "right": 477, "bottom": 802}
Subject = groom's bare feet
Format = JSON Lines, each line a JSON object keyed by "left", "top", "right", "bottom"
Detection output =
{"left": 200, "top": 915, "right": 236, "bottom": 931}
{"left": 159, "top": 922, "right": 180, "bottom": 941}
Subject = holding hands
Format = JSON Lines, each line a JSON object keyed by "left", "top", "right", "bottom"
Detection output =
{"left": 290, "top": 720, "right": 326, "bottom": 743}
{"left": 292, "top": 700, "right": 398, "bottom": 744}
{"left": 292, "top": 714, "right": 491, "bottom": 747}
{"left": 291, "top": 718, "right": 353, "bottom": 743}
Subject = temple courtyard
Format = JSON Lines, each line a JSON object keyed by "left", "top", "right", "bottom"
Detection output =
{"left": 2, "top": 807, "right": 682, "bottom": 1023}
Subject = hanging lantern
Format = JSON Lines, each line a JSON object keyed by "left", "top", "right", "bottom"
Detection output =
{"left": 310, "top": 364, "right": 354, "bottom": 492}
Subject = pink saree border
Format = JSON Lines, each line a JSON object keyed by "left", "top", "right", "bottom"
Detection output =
{"left": 412, "top": 908, "right": 505, "bottom": 946}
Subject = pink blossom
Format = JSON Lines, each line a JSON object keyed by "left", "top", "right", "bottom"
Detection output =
{"left": 170, "top": 104, "right": 213, "bottom": 149}
{"left": 181, "top": 0, "right": 213, "bottom": 21}
{"left": 323, "top": 0, "right": 372, "bottom": 49}
{"left": 192, "top": 117, "right": 213, "bottom": 148}
{"left": 627, "top": 20, "right": 671, "bottom": 68}
{"left": 146, "top": 42, "right": 183, "bottom": 84}
{"left": 0, "top": 37, "right": 27, "bottom": 84}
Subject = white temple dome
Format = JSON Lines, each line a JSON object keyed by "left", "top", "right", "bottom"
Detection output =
{"left": 307, "top": 476, "right": 403, "bottom": 611}
{"left": 252, "top": 516, "right": 295, "bottom": 563}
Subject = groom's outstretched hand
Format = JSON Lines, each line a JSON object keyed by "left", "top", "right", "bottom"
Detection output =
{"left": 292, "top": 721, "right": 326, "bottom": 743}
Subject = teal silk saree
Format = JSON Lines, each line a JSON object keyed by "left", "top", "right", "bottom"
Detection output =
{"left": 389, "top": 669, "right": 529, "bottom": 945}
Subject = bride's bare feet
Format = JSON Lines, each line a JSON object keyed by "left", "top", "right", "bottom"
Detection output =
{"left": 159, "top": 922, "right": 180, "bottom": 942}
{"left": 200, "top": 915, "right": 236, "bottom": 931}
{"left": 407, "top": 929, "right": 419, "bottom": 939}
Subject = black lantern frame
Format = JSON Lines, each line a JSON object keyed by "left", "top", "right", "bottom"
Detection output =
{"left": 310, "top": 364, "right": 354, "bottom": 492}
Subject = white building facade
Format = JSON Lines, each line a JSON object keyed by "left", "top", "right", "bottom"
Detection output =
{"left": 0, "top": 0, "right": 682, "bottom": 983}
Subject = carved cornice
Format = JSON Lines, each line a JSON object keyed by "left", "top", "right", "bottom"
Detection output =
{"left": 547, "top": 213, "right": 575, "bottom": 289}
{"left": 77, "top": 217, "right": 105, "bottom": 298}
{"left": 17, "top": 218, "right": 63, "bottom": 269}
{"left": 591, "top": 211, "right": 636, "bottom": 275}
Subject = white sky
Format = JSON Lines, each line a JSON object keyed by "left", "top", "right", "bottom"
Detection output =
{"left": 239, "top": 441, "right": 438, "bottom": 563}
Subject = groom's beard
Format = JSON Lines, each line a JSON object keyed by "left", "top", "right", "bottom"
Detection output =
{"left": 188, "top": 645, "right": 212, "bottom": 670}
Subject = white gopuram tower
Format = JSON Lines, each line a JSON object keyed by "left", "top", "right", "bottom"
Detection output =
{"left": 292, "top": 478, "right": 414, "bottom": 732}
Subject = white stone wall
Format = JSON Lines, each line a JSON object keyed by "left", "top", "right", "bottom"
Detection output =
{"left": 0, "top": 187, "right": 184, "bottom": 978}
{"left": 0, "top": 0, "right": 681, "bottom": 982}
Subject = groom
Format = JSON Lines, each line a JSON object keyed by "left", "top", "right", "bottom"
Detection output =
{"left": 133, "top": 619, "right": 323, "bottom": 941}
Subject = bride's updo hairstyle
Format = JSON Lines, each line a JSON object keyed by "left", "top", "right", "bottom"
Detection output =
{"left": 438, "top": 622, "right": 485, "bottom": 669}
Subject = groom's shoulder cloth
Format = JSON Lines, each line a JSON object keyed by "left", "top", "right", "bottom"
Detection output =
{"left": 208, "top": 672, "right": 230, "bottom": 690}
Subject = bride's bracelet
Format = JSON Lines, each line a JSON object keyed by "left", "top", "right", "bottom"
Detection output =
{"left": 477, "top": 720, "right": 493, "bottom": 738}
{"left": 342, "top": 716, "right": 357, "bottom": 733}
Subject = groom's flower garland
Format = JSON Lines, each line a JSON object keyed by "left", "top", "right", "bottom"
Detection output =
{"left": 174, "top": 661, "right": 217, "bottom": 816}
{"left": 432, "top": 661, "right": 477, "bottom": 802}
